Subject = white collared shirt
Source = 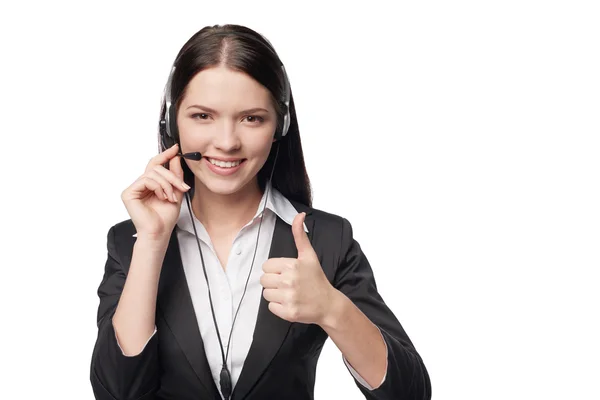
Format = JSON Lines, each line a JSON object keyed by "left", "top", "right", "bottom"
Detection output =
{"left": 123, "top": 181, "right": 385, "bottom": 396}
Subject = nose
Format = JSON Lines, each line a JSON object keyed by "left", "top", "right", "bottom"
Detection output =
{"left": 213, "top": 120, "right": 241, "bottom": 152}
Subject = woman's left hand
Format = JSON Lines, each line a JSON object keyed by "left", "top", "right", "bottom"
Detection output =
{"left": 260, "top": 212, "right": 337, "bottom": 326}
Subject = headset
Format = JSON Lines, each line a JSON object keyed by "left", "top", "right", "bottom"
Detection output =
{"left": 159, "top": 32, "right": 291, "bottom": 155}
{"left": 157, "top": 30, "right": 292, "bottom": 400}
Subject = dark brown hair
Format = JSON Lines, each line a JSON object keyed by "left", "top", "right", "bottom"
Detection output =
{"left": 158, "top": 24, "right": 312, "bottom": 207}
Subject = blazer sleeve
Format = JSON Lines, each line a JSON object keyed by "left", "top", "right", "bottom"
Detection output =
{"left": 333, "top": 217, "right": 432, "bottom": 400}
{"left": 89, "top": 225, "right": 159, "bottom": 400}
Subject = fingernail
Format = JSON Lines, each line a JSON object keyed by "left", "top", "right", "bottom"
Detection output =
{"left": 171, "top": 143, "right": 178, "bottom": 148}
{"left": 182, "top": 182, "right": 191, "bottom": 190}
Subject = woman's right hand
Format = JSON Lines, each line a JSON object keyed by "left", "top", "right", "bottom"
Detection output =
{"left": 121, "top": 143, "right": 191, "bottom": 241}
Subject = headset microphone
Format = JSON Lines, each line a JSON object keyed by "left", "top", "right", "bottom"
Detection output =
{"left": 176, "top": 151, "right": 202, "bottom": 160}
{"left": 178, "top": 152, "right": 203, "bottom": 161}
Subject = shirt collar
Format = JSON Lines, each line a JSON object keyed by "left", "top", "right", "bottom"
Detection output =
{"left": 173, "top": 180, "right": 309, "bottom": 237}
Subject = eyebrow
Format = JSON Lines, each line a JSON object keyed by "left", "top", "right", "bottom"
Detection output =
{"left": 185, "top": 105, "right": 270, "bottom": 115}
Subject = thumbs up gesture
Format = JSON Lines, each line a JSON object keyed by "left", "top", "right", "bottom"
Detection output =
{"left": 260, "top": 212, "right": 337, "bottom": 325}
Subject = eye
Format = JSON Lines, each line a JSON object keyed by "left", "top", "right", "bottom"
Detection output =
{"left": 243, "top": 115, "right": 265, "bottom": 124}
{"left": 191, "top": 113, "right": 210, "bottom": 120}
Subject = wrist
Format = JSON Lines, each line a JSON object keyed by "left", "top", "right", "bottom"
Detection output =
{"left": 134, "top": 235, "right": 171, "bottom": 252}
{"left": 319, "top": 288, "right": 348, "bottom": 331}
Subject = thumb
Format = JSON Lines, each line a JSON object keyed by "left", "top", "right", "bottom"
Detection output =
{"left": 292, "top": 212, "right": 312, "bottom": 257}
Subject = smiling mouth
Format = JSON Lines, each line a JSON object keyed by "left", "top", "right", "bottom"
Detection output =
{"left": 206, "top": 158, "right": 246, "bottom": 168}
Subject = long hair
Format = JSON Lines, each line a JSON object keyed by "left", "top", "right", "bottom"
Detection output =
{"left": 157, "top": 24, "right": 312, "bottom": 207}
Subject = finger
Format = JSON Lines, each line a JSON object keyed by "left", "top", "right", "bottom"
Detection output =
{"left": 145, "top": 143, "right": 179, "bottom": 172}
{"left": 144, "top": 170, "right": 179, "bottom": 203}
{"left": 292, "top": 212, "right": 312, "bottom": 257}
{"left": 262, "top": 258, "right": 292, "bottom": 274}
{"left": 152, "top": 164, "right": 190, "bottom": 194}
{"left": 169, "top": 152, "right": 185, "bottom": 180}
{"left": 260, "top": 273, "right": 281, "bottom": 289}
{"left": 263, "top": 288, "right": 286, "bottom": 304}
{"left": 127, "top": 176, "right": 168, "bottom": 201}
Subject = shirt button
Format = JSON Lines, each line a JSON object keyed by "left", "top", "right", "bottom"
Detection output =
{"left": 235, "top": 248, "right": 242, "bottom": 255}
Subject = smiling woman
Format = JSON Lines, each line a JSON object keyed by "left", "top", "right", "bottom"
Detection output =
{"left": 90, "top": 23, "right": 431, "bottom": 400}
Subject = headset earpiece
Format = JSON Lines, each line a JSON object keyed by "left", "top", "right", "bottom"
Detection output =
{"left": 159, "top": 119, "right": 174, "bottom": 150}
{"left": 276, "top": 64, "right": 291, "bottom": 140}
{"left": 159, "top": 66, "right": 179, "bottom": 151}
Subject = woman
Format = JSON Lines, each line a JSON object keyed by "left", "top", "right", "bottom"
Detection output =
{"left": 90, "top": 24, "right": 431, "bottom": 400}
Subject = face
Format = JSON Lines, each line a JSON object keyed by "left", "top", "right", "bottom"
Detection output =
{"left": 176, "top": 65, "right": 278, "bottom": 197}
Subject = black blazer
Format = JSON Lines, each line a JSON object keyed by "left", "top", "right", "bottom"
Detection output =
{"left": 90, "top": 200, "right": 431, "bottom": 400}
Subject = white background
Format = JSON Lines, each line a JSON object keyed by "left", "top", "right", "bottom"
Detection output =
{"left": 1, "top": 1, "right": 599, "bottom": 399}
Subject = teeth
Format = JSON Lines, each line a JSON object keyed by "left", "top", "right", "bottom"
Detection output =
{"left": 209, "top": 158, "right": 242, "bottom": 168}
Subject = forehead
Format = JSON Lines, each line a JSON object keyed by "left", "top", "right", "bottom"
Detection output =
{"left": 180, "top": 66, "right": 273, "bottom": 108}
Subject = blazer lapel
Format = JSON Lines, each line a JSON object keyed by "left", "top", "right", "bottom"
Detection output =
{"left": 157, "top": 230, "right": 221, "bottom": 400}
{"left": 232, "top": 206, "right": 315, "bottom": 400}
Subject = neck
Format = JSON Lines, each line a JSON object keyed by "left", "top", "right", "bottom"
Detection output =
{"left": 191, "top": 178, "right": 265, "bottom": 233}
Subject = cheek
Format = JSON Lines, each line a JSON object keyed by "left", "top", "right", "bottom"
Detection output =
{"left": 178, "top": 122, "right": 209, "bottom": 149}
{"left": 180, "top": 133, "right": 205, "bottom": 148}
{"left": 245, "top": 132, "right": 276, "bottom": 159}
